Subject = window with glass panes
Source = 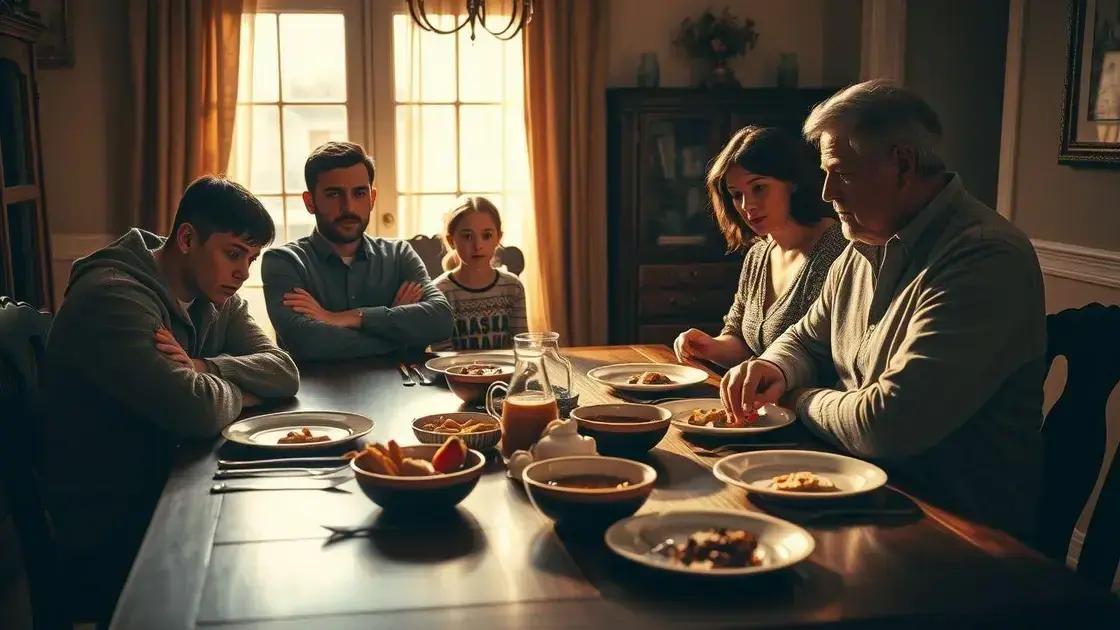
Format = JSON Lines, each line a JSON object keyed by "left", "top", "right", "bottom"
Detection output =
{"left": 390, "top": 14, "right": 529, "bottom": 246}
{"left": 231, "top": 11, "right": 350, "bottom": 287}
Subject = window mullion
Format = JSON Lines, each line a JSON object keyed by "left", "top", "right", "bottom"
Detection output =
{"left": 274, "top": 15, "right": 288, "bottom": 239}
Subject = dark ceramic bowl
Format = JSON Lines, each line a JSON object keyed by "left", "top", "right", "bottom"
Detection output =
{"left": 522, "top": 456, "right": 656, "bottom": 531}
{"left": 351, "top": 444, "right": 485, "bottom": 511}
{"left": 570, "top": 403, "right": 671, "bottom": 457}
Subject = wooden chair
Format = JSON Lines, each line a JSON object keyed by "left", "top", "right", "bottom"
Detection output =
{"left": 0, "top": 297, "right": 66, "bottom": 629}
{"left": 404, "top": 234, "right": 525, "bottom": 279}
{"left": 1037, "top": 302, "right": 1120, "bottom": 589}
{"left": 405, "top": 234, "right": 447, "bottom": 280}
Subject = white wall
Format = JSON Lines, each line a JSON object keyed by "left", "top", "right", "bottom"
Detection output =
{"left": 38, "top": 0, "right": 131, "bottom": 302}
{"left": 607, "top": 0, "right": 861, "bottom": 88}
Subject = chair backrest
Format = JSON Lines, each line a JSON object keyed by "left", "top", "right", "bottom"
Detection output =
{"left": 1038, "top": 302, "right": 1120, "bottom": 588}
{"left": 404, "top": 234, "right": 525, "bottom": 279}
{"left": 0, "top": 297, "right": 65, "bottom": 629}
{"left": 494, "top": 245, "right": 525, "bottom": 276}
{"left": 405, "top": 234, "right": 447, "bottom": 281}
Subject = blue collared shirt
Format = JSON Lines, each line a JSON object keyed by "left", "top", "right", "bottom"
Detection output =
{"left": 261, "top": 229, "right": 453, "bottom": 360}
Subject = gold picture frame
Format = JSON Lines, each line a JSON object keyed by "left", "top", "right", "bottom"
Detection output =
{"left": 1061, "top": 0, "right": 1120, "bottom": 165}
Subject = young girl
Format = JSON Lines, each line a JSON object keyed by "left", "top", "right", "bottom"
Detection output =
{"left": 432, "top": 197, "right": 528, "bottom": 351}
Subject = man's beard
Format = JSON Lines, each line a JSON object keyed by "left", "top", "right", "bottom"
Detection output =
{"left": 314, "top": 208, "right": 369, "bottom": 244}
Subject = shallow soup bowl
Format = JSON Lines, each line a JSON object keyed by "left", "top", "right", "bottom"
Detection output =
{"left": 424, "top": 354, "right": 516, "bottom": 404}
{"left": 570, "top": 403, "right": 671, "bottom": 457}
{"left": 522, "top": 456, "right": 656, "bottom": 531}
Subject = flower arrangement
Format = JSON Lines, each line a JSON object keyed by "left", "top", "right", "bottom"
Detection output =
{"left": 674, "top": 8, "right": 758, "bottom": 86}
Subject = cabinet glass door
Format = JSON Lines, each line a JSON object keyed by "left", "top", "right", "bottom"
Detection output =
{"left": 637, "top": 114, "right": 724, "bottom": 261}
{"left": 6, "top": 201, "right": 44, "bottom": 307}
{"left": 0, "top": 57, "right": 34, "bottom": 187}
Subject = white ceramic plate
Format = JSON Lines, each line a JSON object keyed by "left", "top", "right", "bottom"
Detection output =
{"left": 586, "top": 363, "right": 709, "bottom": 392}
{"left": 661, "top": 398, "right": 795, "bottom": 435}
{"left": 222, "top": 411, "right": 374, "bottom": 450}
{"left": 713, "top": 450, "right": 888, "bottom": 500}
{"left": 604, "top": 509, "right": 815, "bottom": 576}
{"left": 424, "top": 352, "right": 517, "bottom": 375}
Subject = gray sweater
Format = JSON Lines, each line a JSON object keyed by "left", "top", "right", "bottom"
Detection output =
{"left": 262, "top": 230, "right": 454, "bottom": 360}
{"left": 43, "top": 229, "right": 299, "bottom": 550}
{"left": 760, "top": 175, "right": 1045, "bottom": 539}
{"left": 721, "top": 222, "right": 847, "bottom": 357}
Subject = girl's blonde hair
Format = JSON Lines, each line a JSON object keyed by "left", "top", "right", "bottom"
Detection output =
{"left": 441, "top": 196, "right": 504, "bottom": 271}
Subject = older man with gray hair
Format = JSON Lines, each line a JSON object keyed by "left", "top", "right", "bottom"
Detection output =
{"left": 723, "top": 79, "right": 1045, "bottom": 539}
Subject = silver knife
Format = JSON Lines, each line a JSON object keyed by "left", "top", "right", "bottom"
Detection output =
{"left": 210, "top": 476, "right": 349, "bottom": 493}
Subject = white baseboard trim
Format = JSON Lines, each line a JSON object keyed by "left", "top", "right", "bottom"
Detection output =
{"left": 51, "top": 233, "right": 116, "bottom": 260}
{"left": 1032, "top": 239, "right": 1120, "bottom": 290}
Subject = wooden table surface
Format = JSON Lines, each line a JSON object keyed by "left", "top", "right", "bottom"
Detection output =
{"left": 110, "top": 345, "right": 1118, "bottom": 629}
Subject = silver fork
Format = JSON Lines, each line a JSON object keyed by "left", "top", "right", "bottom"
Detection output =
{"left": 397, "top": 363, "right": 416, "bottom": 386}
{"left": 213, "top": 465, "right": 350, "bottom": 480}
{"left": 409, "top": 364, "right": 434, "bottom": 385}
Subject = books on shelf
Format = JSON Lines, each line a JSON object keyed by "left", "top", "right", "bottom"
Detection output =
{"left": 656, "top": 234, "right": 706, "bottom": 247}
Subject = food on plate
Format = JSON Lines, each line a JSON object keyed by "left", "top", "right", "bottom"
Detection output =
{"left": 626, "top": 371, "right": 674, "bottom": 385}
{"left": 450, "top": 363, "right": 504, "bottom": 376}
{"left": 545, "top": 474, "right": 632, "bottom": 490}
{"left": 770, "top": 471, "right": 838, "bottom": 493}
{"left": 687, "top": 408, "right": 731, "bottom": 426}
{"left": 418, "top": 416, "right": 499, "bottom": 434}
{"left": 277, "top": 427, "right": 331, "bottom": 444}
{"left": 652, "top": 527, "right": 761, "bottom": 569}
{"left": 345, "top": 437, "right": 468, "bottom": 476}
{"left": 686, "top": 401, "right": 762, "bottom": 428}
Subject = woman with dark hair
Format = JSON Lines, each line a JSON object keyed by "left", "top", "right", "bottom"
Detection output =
{"left": 674, "top": 125, "right": 846, "bottom": 370}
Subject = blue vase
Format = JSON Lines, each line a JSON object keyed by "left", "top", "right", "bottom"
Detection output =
{"left": 777, "top": 53, "right": 799, "bottom": 88}
{"left": 637, "top": 52, "right": 660, "bottom": 87}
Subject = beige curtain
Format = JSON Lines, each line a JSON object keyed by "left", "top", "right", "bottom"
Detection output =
{"left": 128, "top": 0, "right": 254, "bottom": 234}
{"left": 522, "top": 0, "right": 609, "bottom": 345}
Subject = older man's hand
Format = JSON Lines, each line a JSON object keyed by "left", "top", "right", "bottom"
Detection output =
{"left": 721, "top": 359, "right": 787, "bottom": 424}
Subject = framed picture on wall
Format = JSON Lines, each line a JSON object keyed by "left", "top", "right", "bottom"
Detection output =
{"left": 28, "top": 0, "right": 72, "bottom": 68}
{"left": 1061, "top": 0, "right": 1120, "bottom": 165}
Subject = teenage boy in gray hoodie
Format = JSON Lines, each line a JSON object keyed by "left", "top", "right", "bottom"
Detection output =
{"left": 43, "top": 176, "right": 299, "bottom": 621}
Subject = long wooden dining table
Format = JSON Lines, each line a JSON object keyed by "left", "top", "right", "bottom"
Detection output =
{"left": 110, "top": 344, "right": 1118, "bottom": 629}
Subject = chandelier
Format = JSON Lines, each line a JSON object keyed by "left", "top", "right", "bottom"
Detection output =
{"left": 406, "top": 0, "right": 534, "bottom": 41}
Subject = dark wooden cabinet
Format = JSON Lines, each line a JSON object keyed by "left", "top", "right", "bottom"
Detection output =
{"left": 0, "top": 6, "right": 52, "bottom": 310}
{"left": 606, "top": 88, "right": 835, "bottom": 345}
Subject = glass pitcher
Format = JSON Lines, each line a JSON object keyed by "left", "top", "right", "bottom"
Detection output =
{"left": 538, "top": 331, "right": 578, "bottom": 417}
{"left": 486, "top": 333, "right": 569, "bottom": 458}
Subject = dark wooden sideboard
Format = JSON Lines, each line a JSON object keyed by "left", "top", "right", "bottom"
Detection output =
{"left": 606, "top": 88, "right": 834, "bottom": 346}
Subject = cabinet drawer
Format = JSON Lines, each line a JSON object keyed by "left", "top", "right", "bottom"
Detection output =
{"left": 639, "top": 263, "right": 741, "bottom": 290}
{"left": 639, "top": 289, "right": 733, "bottom": 319}
{"left": 638, "top": 323, "right": 723, "bottom": 347}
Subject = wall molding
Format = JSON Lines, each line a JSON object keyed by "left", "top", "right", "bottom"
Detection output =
{"left": 1032, "top": 239, "right": 1120, "bottom": 289}
{"left": 51, "top": 232, "right": 115, "bottom": 261}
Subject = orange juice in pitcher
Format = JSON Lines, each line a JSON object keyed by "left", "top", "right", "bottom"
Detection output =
{"left": 486, "top": 332, "right": 572, "bottom": 459}
{"left": 498, "top": 392, "right": 559, "bottom": 458}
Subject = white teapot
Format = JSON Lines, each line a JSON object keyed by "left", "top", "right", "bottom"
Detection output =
{"left": 506, "top": 418, "right": 597, "bottom": 480}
